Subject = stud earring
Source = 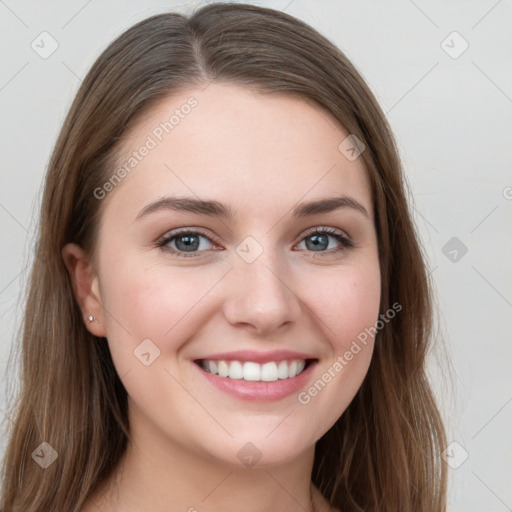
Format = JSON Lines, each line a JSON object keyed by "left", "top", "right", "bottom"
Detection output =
{"left": 87, "top": 315, "right": 95, "bottom": 323}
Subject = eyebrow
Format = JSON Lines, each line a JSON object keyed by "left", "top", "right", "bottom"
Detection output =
{"left": 135, "top": 195, "right": 370, "bottom": 221}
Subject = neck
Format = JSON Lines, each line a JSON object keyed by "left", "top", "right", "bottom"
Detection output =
{"left": 88, "top": 409, "right": 328, "bottom": 512}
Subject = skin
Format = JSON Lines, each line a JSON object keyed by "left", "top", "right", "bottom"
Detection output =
{"left": 63, "top": 83, "right": 381, "bottom": 512}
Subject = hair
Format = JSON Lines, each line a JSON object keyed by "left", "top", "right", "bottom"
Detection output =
{"left": 0, "top": 3, "right": 449, "bottom": 511}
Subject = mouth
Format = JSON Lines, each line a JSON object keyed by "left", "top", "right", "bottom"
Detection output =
{"left": 192, "top": 356, "right": 319, "bottom": 401}
{"left": 194, "top": 358, "right": 316, "bottom": 382}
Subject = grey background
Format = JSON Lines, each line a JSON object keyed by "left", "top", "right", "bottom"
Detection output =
{"left": 1, "top": 1, "right": 511, "bottom": 510}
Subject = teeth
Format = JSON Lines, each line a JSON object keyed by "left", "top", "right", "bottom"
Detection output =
{"left": 200, "top": 359, "right": 309, "bottom": 381}
{"left": 261, "top": 362, "right": 278, "bottom": 382}
{"left": 229, "top": 361, "right": 243, "bottom": 379}
{"left": 277, "top": 361, "right": 288, "bottom": 379}
{"left": 243, "top": 362, "right": 260, "bottom": 381}
{"left": 217, "top": 360, "right": 229, "bottom": 378}
{"left": 289, "top": 360, "right": 297, "bottom": 378}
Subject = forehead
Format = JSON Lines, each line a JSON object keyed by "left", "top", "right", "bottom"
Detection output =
{"left": 104, "top": 83, "right": 373, "bottom": 221}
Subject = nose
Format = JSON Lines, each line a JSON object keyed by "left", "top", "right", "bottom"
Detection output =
{"left": 222, "top": 247, "right": 302, "bottom": 336}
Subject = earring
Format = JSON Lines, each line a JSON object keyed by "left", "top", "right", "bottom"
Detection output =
{"left": 87, "top": 315, "right": 95, "bottom": 323}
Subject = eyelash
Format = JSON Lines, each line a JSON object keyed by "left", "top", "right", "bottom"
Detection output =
{"left": 156, "top": 226, "right": 354, "bottom": 258}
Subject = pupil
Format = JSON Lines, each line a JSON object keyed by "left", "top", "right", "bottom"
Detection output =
{"left": 176, "top": 235, "right": 199, "bottom": 252}
{"left": 307, "top": 234, "right": 327, "bottom": 251}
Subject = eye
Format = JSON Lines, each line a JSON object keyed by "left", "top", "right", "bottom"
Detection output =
{"left": 295, "top": 227, "right": 354, "bottom": 255}
{"left": 156, "top": 229, "right": 220, "bottom": 258}
{"left": 156, "top": 226, "right": 354, "bottom": 258}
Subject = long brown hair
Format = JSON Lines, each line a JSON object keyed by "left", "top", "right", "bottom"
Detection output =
{"left": 0, "top": 3, "right": 449, "bottom": 511}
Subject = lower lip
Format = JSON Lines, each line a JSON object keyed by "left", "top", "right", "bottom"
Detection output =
{"left": 194, "top": 361, "right": 317, "bottom": 402}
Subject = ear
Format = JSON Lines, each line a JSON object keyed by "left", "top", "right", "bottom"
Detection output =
{"left": 61, "top": 243, "right": 106, "bottom": 337}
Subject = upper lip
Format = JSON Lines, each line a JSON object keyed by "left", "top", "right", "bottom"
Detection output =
{"left": 195, "top": 349, "right": 316, "bottom": 364}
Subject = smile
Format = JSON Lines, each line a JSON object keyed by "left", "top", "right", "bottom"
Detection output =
{"left": 199, "top": 359, "right": 309, "bottom": 381}
{"left": 193, "top": 355, "right": 318, "bottom": 401}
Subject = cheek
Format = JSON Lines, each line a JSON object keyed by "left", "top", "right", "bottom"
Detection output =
{"left": 294, "top": 263, "right": 380, "bottom": 437}
{"left": 302, "top": 260, "right": 381, "bottom": 351}
{"left": 98, "top": 261, "right": 218, "bottom": 356}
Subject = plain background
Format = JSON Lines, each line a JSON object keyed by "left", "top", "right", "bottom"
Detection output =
{"left": 0, "top": 1, "right": 511, "bottom": 510}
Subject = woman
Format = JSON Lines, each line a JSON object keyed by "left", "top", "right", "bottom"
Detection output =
{"left": 0, "top": 3, "right": 448, "bottom": 511}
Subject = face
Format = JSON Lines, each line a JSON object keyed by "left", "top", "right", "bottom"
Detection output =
{"left": 77, "top": 83, "right": 381, "bottom": 468}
